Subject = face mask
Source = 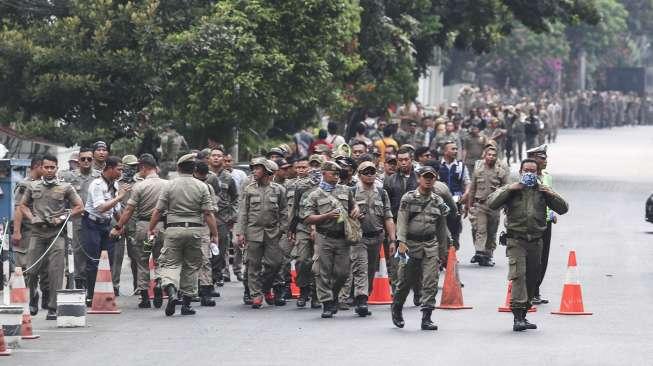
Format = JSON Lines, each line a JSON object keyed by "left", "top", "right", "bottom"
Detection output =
{"left": 308, "top": 169, "right": 321, "bottom": 185}
{"left": 520, "top": 172, "right": 538, "bottom": 187}
{"left": 122, "top": 167, "right": 136, "bottom": 180}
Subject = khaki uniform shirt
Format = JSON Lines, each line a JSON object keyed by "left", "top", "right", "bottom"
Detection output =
{"left": 206, "top": 169, "right": 239, "bottom": 225}
{"left": 432, "top": 181, "right": 457, "bottom": 217}
{"left": 235, "top": 181, "right": 288, "bottom": 242}
{"left": 300, "top": 185, "right": 354, "bottom": 234}
{"left": 127, "top": 173, "right": 168, "bottom": 219}
{"left": 469, "top": 163, "right": 509, "bottom": 204}
{"left": 287, "top": 177, "right": 319, "bottom": 234}
{"left": 353, "top": 183, "right": 392, "bottom": 234}
{"left": 156, "top": 174, "right": 212, "bottom": 225}
{"left": 396, "top": 189, "right": 449, "bottom": 258}
{"left": 60, "top": 169, "right": 100, "bottom": 205}
{"left": 21, "top": 180, "right": 81, "bottom": 227}
{"left": 463, "top": 134, "right": 488, "bottom": 164}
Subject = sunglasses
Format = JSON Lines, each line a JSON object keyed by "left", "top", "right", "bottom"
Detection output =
{"left": 360, "top": 170, "right": 376, "bottom": 176}
{"left": 79, "top": 157, "right": 93, "bottom": 162}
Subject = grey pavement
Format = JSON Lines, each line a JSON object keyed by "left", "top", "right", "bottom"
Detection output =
{"left": 6, "top": 126, "right": 653, "bottom": 366}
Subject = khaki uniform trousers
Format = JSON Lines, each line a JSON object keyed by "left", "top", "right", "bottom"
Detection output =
{"left": 470, "top": 203, "right": 500, "bottom": 255}
{"left": 158, "top": 226, "right": 204, "bottom": 296}
{"left": 338, "top": 234, "right": 382, "bottom": 302}
{"left": 393, "top": 239, "right": 440, "bottom": 310}
{"left": 25, "top": 226, "right": 65, "bottom": 310}
{"left": 315, "top": 233, "right": 350, "bottom": 303}
{"left": 133, "top": 221, "right": 164, "bottom": 291}
{"left": 246, "top": 235, "right": 283, "bottom": 298}
{"left": 507, "top": 237, "right": 542, "bottom": 309}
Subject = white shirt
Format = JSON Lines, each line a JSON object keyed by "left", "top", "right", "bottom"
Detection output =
{"left": 85, "top": 176, "right": 121, "bottom": 220}
{"left": 229, "top": 168, "right": 248, "bottom": 194}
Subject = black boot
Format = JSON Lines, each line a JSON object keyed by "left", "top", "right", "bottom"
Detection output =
{"left": 470, "top": 251, "right": 481, "bottom": 263}
{"left": 29, "top": 290, "right": 39, "bottom": 316}
{"left": 522, "top": 309, "right": 537, "bottom": 330}
{"left": 273, "top": 285, "right": 287, "bottom": 306}
{"left": 46, "top": 308, "right": 57, "bottom": 320}
{"left": 421, "top": 309, "right": 438, "bottom": 330}
{"left": 321, "top": 301, "right": 335, "bottom": 318}
{"left": 391, "top": 302, "right": 405, "bottom": 328}
{"left": 413, "top": 290, "right": 421, "bottom": 307}
{"left": 138, "top": 289, "right": 152, "bottom": 309}
{"left": 200, "top": 286, "right": 216, "bottom": 307}
{"left": 41, "top": 289, "right": 50, "bottom": 310}
{"left": 181, "top": 295, "right": 196, "bottom": 315}
{"left": 74, "top": 279, "right": 85, "bottom": 290}
{"left": 512, "top": 308, "right": 526, "bottom": 332}
{"left": 153, "top": 279, "right": 164, "bottom": 309}
{"left": 296, "top": 287, "right": 308, "bottom": 308}
{"left": 209, "top": 286, "right": 221, "bottom": 297}
{"left": 354, "top": 295, "right": 372, "bottom": 317}
{"left": 164, "top": 284, "right": 178, "bottom": 316}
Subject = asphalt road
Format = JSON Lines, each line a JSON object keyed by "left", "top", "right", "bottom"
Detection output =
{"left": 8, "top": 126, "right": 653, "bottom": 366}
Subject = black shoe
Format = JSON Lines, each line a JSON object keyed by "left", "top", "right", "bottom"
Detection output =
{"left": 223, "top": 275, "right": 231, "bottom": 283}
{"left": 522, "top": 309, "right": 537, "bottom": 330}
{"left": 29, "top": 291, "right": 39, "bottom": 316}
{"left": 421, "top": 309, "right": 438, "bottom": 331}
{"left": 41, "top": 290, "right": 49, "bottom": 310}
{"left": 310, "top": 298, "right": 321, "bottom": 309}
{"left": 138, "top": 290, "right": 152, "bottom": 309}
{"left": 236, "top": 273, "right": 244, "bottom": 282}
{"left": 391, "top": 303, "right": 405, "bottom": 328}
{"left": 215, "top": 278, "right": 224, "bottom": 287}
{"left": 321, "top": 301, "right": 335, "bottom": 318}
{"left": 354, "top": 295, "right": 372, "bottom": 317}
{"left": 181, "top": 295, "right": 196, "bottom": 315}
{"left": 531, "top": 295, "right": 543, "bottom": 305}
{"left": 478, "top": 255, "right": 495, "bottom": 267}
{"left": 209, "top": 287, "right": 221, "bottom": 297}
{"left": 113, "top": 287, "right": 120, "bottom": 297}
{"left": 273, "top": 286, "right": 287, "bottom": 306}
{"left": 243, "top": 290, "right": 253, "bottom": 305}
{"left": 413, "top": 291, "right": 421, "bottom": 307}
{"left": 153, "top": 280, "right": 164, "bottom": 308}
{"left": 296, "top": 287, "right": 308, "bottom": 308}
{"left": 164, "top": 285, "right": 178, "bottom": 316}
{"left": 470, "top": 252, "right": 480, "bottom": 263}
{"left": 512, "top": 308, "right": 527, "bottom": 332}
{"left": 85, "top": 298, "right": 92, "bottom": 307}
{"left": 74, "top": 279, "right": 86, "bottom": 290}
{"left": 45, "top": 309, "right": 57, "bottom": 320}
{"left": 200, "top": 286, "right": 216, "bottom": 307}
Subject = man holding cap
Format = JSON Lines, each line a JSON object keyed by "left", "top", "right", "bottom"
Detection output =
{"left": 112, "top": 154, "right": 168, "bottom": 308}
{"left": 338, "top": 161, "right": 395, "bottom": 316}
{"left": 300, "top": 161, "right": 361, "bottom": 318}
{"left": 391, "top": 165, "right": 450, "bottom": 331}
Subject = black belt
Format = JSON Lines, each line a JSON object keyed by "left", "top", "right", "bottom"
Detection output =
{"left": 362, "top": 230, "right": 383, "bottom": 238}
{"left": 34, "top": 222, "right": 63, "bottom": 230}
{"left": 83, "top": 212, "right": 111, "bottom": 225}
{"left": 166, "top": 222, "right": 203, "bottom": 228}
{"left": 316, "top": 230, "right": 345, "bottom": 239}
{"left": 406, "top": 233, "right": 435, "bottom": 241}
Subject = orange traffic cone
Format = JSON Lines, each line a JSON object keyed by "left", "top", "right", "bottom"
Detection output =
{"left": 437, "top": 247, "right": 472, "bottom": 309}
{"left": 498, "top": 281, "right": 536, "bottom": 313}
{"left": 368, "top": 245, "right": 392, "bottom": 305}
{"left": 289, "top": 260, "right": 300, "bottom": 299}
{"left": 0, "top": 329, "right": 10, "bottom": 356}
{"left": 9, "top": 267, "right": 40, "bottom": 339}
{"left": 88, "top": 251, "right": 121, "bottom": 314}
{"left": 552, "top": 250, "right": 592, "bottom": 315}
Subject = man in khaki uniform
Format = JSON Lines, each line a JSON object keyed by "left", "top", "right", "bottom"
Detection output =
{"left": 111, "top": 154, "right": 167, "bottom": 308}
{"left": 206, "top": 147, "right": 239, "bottom": 286}
{"left": 13, "top": 156, "right": 49, "bottom": 314}
{"left": 112, "top": 154, "right": 141, "bottom": 295}
{"left": 468, "top": 146, "right": 509, "bottom": 267}
{"left": 391, "top": 166, "right": 449, "bottom": 331}
{"left": 235, "top": 158, "right": 288, "bottom": 309}
{"left": 300, "top": 161, "right": 360, "bottom": 318}
{"left": 148, "top": 153, "right": 218, "bottom": 316}
{"left": 338, "top": 161, "right": 396, "bottom": 317}
{"left": 488, "top": 159, "right": 568, "bottom": 332}
{"left": 159, "top": 123, "right": 188, "bottom": 179}
{"left": 14, "top": 154, "right": 84, "bottom": 320}
{"left": 288, "top": 156, "right": 321, "bottom": 308}
{"left": 462, "top": 123, "right": 488, "bottom": 176}
{"left": 61, "top": 147, "right": 100, "bottom": 289}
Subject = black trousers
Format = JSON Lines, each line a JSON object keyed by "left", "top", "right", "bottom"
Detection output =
{"left": 535, "top": 221, "right": 552, "bottom": 296}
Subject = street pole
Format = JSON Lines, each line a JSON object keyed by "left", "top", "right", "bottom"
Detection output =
{"left": 579, "top": 48, "right": 586, "bottom": 91}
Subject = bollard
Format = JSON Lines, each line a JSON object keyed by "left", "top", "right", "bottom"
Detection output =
{"left": 0, "top": 305, "right": 23, "bottom": 348}
{"left": 56, "top": 289, "right": 86, "bottom": 328}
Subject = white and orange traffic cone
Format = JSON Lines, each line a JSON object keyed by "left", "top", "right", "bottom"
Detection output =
{"left": 368, "top": 245, "right": 392, "bottom": 305}
{"left": 0, "top": 329, "right": 10, "bottom": 356}
{"left": 9, "top": 267, "right": 39, "bottom": 339}
{"left": 88, "top": 251, "right": 121, "bottom": 314}
{"left": 551, "top": 250, "right": 592, "bottom": 315}
{"left": 290, "top": 260, "right": 300, "bottom": 299}
{"left": 436, "top": 247, "right": 472, "bottom": 310}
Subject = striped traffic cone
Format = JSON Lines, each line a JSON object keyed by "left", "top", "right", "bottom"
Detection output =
{"left": 498, "top": 281, "right": 536, "bottom": 313}
{"left": 290, "top": 260, "right": 300, "bottom": 299}
{"left": 0, "top": 329, "right": 10, "bottom": 356}
{"left": 9, "top": 267, "right": 39, "bottom": 339}
{"left": 88, "top": 251, "right": 121, "bottom": 314}
{"left": 368, "top": 245, "right": 392, "bottom": 305}
{"left": 551, "top": 250, "right": 592, "bottom": 315}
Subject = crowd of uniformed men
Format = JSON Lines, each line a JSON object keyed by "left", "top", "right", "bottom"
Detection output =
{"left": 11, "top": 87, "right": 578, "bottom": 331}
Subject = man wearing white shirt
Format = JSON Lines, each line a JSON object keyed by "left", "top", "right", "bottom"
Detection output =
{"left": 83, "top": 156, "right": 128, "bottom": 304}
